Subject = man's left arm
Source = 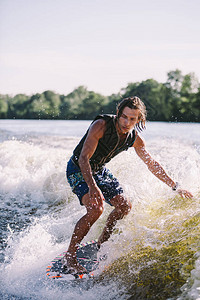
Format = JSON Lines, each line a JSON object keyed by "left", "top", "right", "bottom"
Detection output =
{"left": 133, "top": 135, "right": 193, "bottom": 199}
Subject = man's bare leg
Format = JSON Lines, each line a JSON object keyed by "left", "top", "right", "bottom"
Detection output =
{"left": 64, "top": 193, "right": 103, "bottom": 273}
{"left": 97, "top": 195, "right": 131, "bottom": 246}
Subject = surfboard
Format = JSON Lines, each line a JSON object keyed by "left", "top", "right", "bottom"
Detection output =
{"left": 46, "top": 240, "right": 105, "bottom": 280}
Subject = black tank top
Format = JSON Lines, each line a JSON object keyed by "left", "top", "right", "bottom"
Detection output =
{"left": 72, "top": 114, "right": 136, "bottom": 172}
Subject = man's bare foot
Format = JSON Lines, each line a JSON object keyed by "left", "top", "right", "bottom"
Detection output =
{"left": 62, "top": 252, "right": 87, "bottom": 274}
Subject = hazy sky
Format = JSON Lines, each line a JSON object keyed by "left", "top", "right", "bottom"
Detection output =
{"left": 1, "top": 0, "right": 200, "bottom": 96}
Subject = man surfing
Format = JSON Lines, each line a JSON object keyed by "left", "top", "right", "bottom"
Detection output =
{"left": 64, "top": 96, "right": 193, "bottom": 274}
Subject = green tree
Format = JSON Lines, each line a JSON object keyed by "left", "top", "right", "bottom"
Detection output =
{"left": 59, "top": 95, "right": 71, "bottom": 119}
{"left": 42, "top": 90, "right": 61, "bottom": 119}
{"left": 64, "top": 86, "right": 89, "bottom": 119}
{"left": 181, "top": 72, "right": 199, "bottom": 96}
{"left": 121, "top": 79, "right": 173, "bottom": 121}
{"left": 0, "top": 94, "right": 9, "bottom": 118}
{"left": 165, "top": 70, "right": 200, "bottom": 121}
{"left": 193, "top": 88, "right": 200, "bottom": 122}
{"left": 79, "top": 91, "right": 108, "bottom": 119}
{"left": 0, "top": 69, "right": 199, "bottom": 122}
{"left": 103, "top": 93, "right": 122, "bottom": 114}
{"left": 8, "top": 94, "right": 29, "bottom": 118}
{"left": 26, "top": 91, "right": 61, "bottom": 119}
{"left": 166, "top": 69, "right": 183, "bottom": 95}
{"left": 26, "top": 93, "right": 44, "bottom": 119}
{"left": 179, "top": 73, "right": 200, "bottom": 121}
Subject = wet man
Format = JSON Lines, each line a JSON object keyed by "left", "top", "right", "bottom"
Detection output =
{"left": 64, "top": 96, "right": 193, "bottom": 274}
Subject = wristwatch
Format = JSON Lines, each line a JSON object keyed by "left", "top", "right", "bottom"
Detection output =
{"left": 172, "top": 182, "right": 179, "bottom": 191}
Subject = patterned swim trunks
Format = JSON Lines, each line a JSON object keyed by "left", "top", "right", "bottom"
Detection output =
{"left": 66, "top": 158, "right": 123, "bottom": 206}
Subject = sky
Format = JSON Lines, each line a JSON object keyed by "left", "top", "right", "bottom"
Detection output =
{"left": 0, "top": 0, "right": 200, "bottom": 96}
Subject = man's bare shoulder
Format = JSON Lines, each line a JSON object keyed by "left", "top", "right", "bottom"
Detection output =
{"left": 133, "top": 134, "right": 146, "bottom": 148}
{"left": 92, "top": 118, "right": 106, "bottom": 127}
{"left": 88, "top": 118, "right": 106, "bottom": 139}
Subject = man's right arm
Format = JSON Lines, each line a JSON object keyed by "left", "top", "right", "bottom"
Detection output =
{"left": 78, "top": 119, "right": 106, "bottom": 204}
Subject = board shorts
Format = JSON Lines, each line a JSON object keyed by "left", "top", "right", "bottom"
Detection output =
{"left": 66, "top": 158, "right": 124, "bottom": 206}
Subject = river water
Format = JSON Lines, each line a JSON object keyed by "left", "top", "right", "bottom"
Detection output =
{"left": 0, "top": 119, "right": 200, "bottom": 300}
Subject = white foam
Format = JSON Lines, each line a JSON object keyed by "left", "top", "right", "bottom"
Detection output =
{"left": 0, "top": 126, "right": 200, "bottom": 299}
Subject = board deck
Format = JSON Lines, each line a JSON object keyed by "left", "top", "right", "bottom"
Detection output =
{"left": 46, "top": 240, "right": 105, "bottom": 280}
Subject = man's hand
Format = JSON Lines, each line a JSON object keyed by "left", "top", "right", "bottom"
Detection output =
{"left": 89, "top": 185, "right": 105, "bottom": 206}
{"left": 177, "top": 189, "right": 193, "bottom": 199}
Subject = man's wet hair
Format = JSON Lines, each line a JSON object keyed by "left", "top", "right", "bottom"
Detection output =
{"left": 117, "top": 96, "right": 147, "bottom": 131}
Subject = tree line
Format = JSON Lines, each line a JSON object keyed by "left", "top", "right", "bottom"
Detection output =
{"left": 0, "top": 69, "right": 199, "bottom": 122}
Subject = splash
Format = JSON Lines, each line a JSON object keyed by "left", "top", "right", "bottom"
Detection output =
{"left": 0, "top": 122, "right": 200, "bottom": 299}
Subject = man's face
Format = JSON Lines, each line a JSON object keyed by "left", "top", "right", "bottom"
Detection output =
{"left": 117, "top": 107, "right": 140, "bottom": 134}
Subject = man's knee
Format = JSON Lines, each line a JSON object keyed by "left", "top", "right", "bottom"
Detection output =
{"left": 86, "top": 201, "right": 104, "bottom": 220}
{"left": 93, "top": 203, "right": 104, "bottom": 215}
{"left": 111, "top": 195, "right": 132, "bottom": 215}
{"left": 121, "top": 198, "right": 132, "bottom": 215}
